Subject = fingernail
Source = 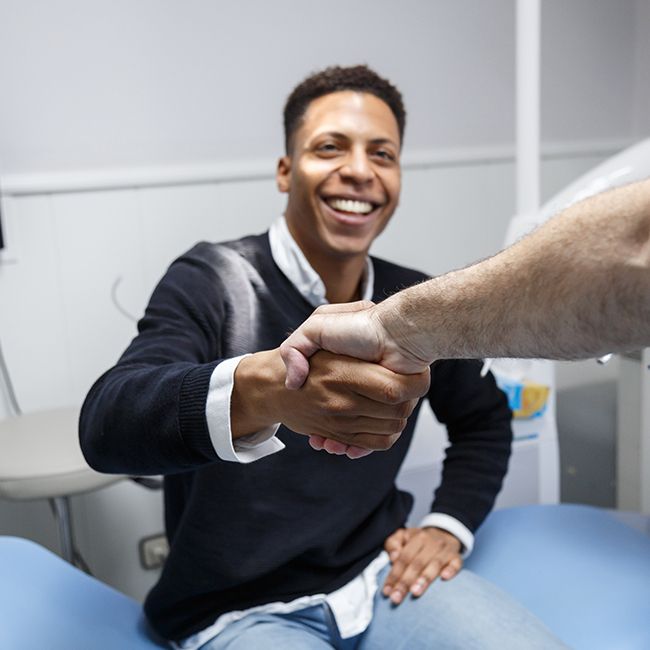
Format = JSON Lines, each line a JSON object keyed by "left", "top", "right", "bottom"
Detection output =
{"left": 390, "top": 590, "right": 403, "bottom": 604}
{"left": 411, "top": 582, "right": 422, "bottom": 595}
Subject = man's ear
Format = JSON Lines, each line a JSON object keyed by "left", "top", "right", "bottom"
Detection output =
{"left": 276, "top": 156, "right": 291, "bottom": 193}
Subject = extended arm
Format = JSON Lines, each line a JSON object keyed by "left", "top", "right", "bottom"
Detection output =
{"left": 378, "top": 178, "right": 650, "bottom": 362}
{"left": 80, "top": 253, "right": 429, "bottom": 474}
{"left": 281, "top": 178, "right": 650, "bottom": 386}
{"left": 80, "top": 256, "right": 237, "bottom": 475}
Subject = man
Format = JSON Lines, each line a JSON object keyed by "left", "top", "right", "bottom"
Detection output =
{"left": 281, "top": 178, "right": 650, "bottom": 456}
{"left": 80, "top": 65, "right": 564, "bottom": 648}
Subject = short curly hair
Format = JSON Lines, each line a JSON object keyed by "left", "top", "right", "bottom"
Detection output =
{"left": 283, "top": 64, "right": 406, "bottom": 154}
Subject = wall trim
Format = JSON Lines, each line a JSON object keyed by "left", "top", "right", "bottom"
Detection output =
{"left": 0, "top": 138, "right": 634, "bottom": 197}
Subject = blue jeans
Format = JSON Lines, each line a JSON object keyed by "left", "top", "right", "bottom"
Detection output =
{"left": 199, "top": 567, "right": 567, "bottom": 649}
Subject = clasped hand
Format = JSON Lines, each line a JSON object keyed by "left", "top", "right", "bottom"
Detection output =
{"left": 281, "top": 351, "right": 430, "bottom": 455}
{"left": 232, "top": 348, "right": 429, "bottom": 456}
{"left": 279, "top": 301, "right": 431, "bottom": 458}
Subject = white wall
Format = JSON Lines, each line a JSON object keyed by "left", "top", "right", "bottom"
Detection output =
{"left": 542, "top": 0, "right": 638, "bottom": 143}
{"left": 634, "top": 0, "right": 650, "bottom": 136}
{"left": 0, "top": 0, "right": 510, "bottom": 173}
{"left": 0, "top": 0, "right": 646, "bottom": 175}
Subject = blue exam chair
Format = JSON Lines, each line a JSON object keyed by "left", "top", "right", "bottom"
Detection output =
{"left": 0, "top": 535, "right": 167, "bottom": 649}
{"left": 1, "top": 504, "right": 649, "bottom": 649}
{"left": 465, "top": 504, "right": 650, "bottom": 649}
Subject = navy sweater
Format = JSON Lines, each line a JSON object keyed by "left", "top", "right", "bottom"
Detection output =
{"left": 79, "top": 233, "right": 512, "bottom": 641}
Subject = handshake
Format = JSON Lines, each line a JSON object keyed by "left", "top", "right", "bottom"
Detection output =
{"left": 277, "top": 299, "right": 433, "bottom": 459}
{"left": 271, "top": 178, "right": 650, "bottom": 459}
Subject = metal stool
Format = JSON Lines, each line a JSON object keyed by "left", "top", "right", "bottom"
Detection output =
{"left": 0, "top": 407, "right": 123, "bottom": 566}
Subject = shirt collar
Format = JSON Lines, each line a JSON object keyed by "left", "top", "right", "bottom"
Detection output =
{"left": 268, "top": 215, "right": 375, "bottom": 308}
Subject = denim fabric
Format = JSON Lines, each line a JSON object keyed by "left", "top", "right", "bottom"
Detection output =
{"left": 199, "top": 566, "right": 567, "bottom": 649}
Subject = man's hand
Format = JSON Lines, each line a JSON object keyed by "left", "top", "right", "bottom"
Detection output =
{"left": 382, "top": 527, "right": 463, "bottom": 605}
{"left": 279, "top": 302, "right": 432, "bottom": 458}
{"left": 232, "top": 348, "right": 430, "bottom": 454}
{"left": 279, "top": 301, "right": 430, "bottom": 390}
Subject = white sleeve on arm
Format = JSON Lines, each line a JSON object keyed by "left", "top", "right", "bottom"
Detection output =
{"left": 419, "top": 513, "right": 475, "bottom": 557}
{"left": 206, "top": 355, "right": 285, "bottom": 463}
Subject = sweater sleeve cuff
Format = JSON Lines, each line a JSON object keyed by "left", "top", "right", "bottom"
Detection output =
{"left": 419, "top": 513, "right": 475, "bottom": 558}
{"left": 206, "top": 355, "right": 285, "bottom": 463}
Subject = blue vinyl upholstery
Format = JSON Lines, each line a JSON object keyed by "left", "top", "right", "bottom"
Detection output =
{"left": 0, "top": 536, "right": 167, "bottom": 649}
{"left": 1, "top": 504, "right": 649, "bottom": 649}
{"left": 466, "top": 504, "right": 650, "bottom": 649}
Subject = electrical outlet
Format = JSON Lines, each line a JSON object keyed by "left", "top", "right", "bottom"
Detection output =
{"left": 139, "top": 533, "right": 169, "bottom": 570}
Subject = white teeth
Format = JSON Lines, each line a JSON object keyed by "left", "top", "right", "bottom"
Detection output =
{"left": 327, "top": 198, "right": 374, "bottom": 215}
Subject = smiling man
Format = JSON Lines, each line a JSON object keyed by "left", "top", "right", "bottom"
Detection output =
{"left": 80, "top": 66, "right": 566, "bottom": 648}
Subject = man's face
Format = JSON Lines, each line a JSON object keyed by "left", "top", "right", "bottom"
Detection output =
{"left": 277, "top": 91, "right": 401, "bottom": 265}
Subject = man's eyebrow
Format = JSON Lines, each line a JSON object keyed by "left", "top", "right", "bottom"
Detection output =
{"left": 314, "top": 132, "right": 398, "bottom": 146}
{"left": 369, "top": 137, "right": 398, "bottom": 147}
{"left": 314, "top": 131, "right": 350, "bottom": 141}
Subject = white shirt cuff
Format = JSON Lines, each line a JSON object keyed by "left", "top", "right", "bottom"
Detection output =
{"left": 419, "top": 513, "right": 475, "bottom": 557}
{"left": 205, "top": 355, "right": 285, "bottom": 463}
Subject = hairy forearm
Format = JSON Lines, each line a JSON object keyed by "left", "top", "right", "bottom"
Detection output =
{"left": 376, "top": 180, "right": 650, "bottom": 361}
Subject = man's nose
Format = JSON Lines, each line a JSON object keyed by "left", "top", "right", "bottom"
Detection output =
{"left": 340, "top": 148, "right": 374, "bottom": 184}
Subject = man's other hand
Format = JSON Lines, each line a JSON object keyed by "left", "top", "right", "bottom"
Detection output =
{"left": 382, "top": 527, "right": 463, "bottom": 605}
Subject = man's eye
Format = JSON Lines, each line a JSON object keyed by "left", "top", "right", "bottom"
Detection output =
{"left": 375, "top": 150, "right": 396, "bottom": 161}
{"left": 317, "top": 143, "right": 339, "bottom": 153}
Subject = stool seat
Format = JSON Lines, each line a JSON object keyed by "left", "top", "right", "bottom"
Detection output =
{"left": 0, "top": 407, "right": 122, "bottom": 499}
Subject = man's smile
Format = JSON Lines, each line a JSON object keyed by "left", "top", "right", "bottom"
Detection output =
{"left": 325, "top": 197, "right": 375, "bottom": 215}
{"left": 320, "top": 193, "right": 385, "bottom": 227}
